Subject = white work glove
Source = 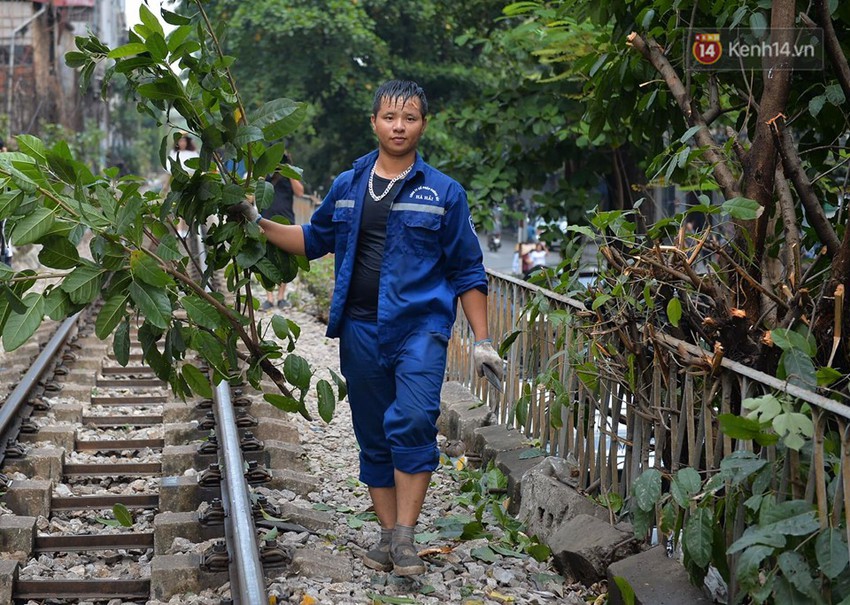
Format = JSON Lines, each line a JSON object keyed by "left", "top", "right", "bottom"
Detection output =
{"left": 228, "top": 200, "right": 260, "bottom": 224}
{"left": 473, "top": 339, "right": 503, "bottom": 381}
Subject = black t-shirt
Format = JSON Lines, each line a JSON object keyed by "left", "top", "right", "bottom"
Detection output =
{"left": 261, "top": 174, "right": 295, "bottom": 223}
{"left": 345, "top": 175, "right": 404, "bottom": 321}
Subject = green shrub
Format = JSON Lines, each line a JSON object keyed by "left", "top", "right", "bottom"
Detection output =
{"left": 293, "top": 255, "right": 334, "bottom": 323}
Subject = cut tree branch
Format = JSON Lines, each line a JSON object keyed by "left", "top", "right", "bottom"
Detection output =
{"left": 774, "top": 166, "right": 802, "bottom": 288}
{"left": 626, "top": 32, "right": 741, "bottom": 200}
{"left": 769, "top": 115, "right": 841, "bottom": 256}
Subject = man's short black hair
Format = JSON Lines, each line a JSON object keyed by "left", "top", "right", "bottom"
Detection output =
{"left": 371, "top": 80, "right": 428, "bottom": 118}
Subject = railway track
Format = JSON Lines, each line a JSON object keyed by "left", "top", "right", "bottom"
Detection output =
{"left": 0, "top": 300, "right": 319, "bottom": 604}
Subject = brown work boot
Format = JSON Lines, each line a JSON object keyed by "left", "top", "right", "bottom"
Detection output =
{"left": 362, "top": 528, "right": 393, "bottom": 572}
{"left": 390, "top": 524, "right": 426, "bottom": 576}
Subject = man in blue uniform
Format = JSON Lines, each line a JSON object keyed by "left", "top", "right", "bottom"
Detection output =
{"left": 233, "top": 80, "right": 503, "bottom": 576}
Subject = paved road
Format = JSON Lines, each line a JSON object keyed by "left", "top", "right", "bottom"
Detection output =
{"left": 477, "top": 232, "right": 558, "bottom": 275}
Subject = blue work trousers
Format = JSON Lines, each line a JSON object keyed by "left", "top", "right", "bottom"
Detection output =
{"left": 339, "top": 317, "right": 446, "bottom": 487}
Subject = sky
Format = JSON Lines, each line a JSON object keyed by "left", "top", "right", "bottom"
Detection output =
{"left": 124, "top": 0, "right": 168, "bottom": 28}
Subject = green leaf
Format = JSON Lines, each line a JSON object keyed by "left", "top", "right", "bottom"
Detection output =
{"left": 181, "top": 295, "right": 222, "bottom": 330}
{"left": 254, "top": 142, "right": 287, "bottom": 179}
{"left": 145, "top": 32, "right": 168, "bottom": 62}
{"left": 329, "top": 368, "right": 347, "bottom": 401}
{"left": 718, "top": 413, "right": 762, "bottom": 440}
{"left": 10, "top": 207, "right": 55, "bottom": 245}
{"left": 612, "top": 576, "right": 636, "bottom": 605}
{"left": 182, "top": 364, "right": 213, "bottom": 399}
{"left": 825, "top": 83, "right": 846, "bottom": 106}
{"left": 264, "top": 393, "right": 300, "bottom": 413}
{"left": 3, "top": 292, "right": 44, "bottom": 351}
{"left": 815, "top": 528, "right": 848, "bottom": 580}
{"left": 130, "top": 251, "right": 172, "bottom": 287}
{"left": 683, "top": 508, "right": 713, "bottom": 568}
{"left": 107, "top": 42, "right": 148, "bottom": 59}
{"left": 138, "top": 3, "right": 164, "bottom": 37}
{"left": 671, "top": 467, "right": 701, "bottom": 507}
{"left": 722, "top": 197, "right": 763, "bottom": 220}
{"left": 741, "top": 395, "right": 782, "bottom": 423}
{"left": 316, "top": 379, "right": 335, "bottom": 423}
{"left": 770, "top": 328, "right": 816, "bottom": 356}
{"left": 809, "top": 95, "right": 826, "bottom": 118}
{"left": 592, "top": 293, "right": 611, "bottom": 310}
{"left": 749, "top": 12, "right": 768, "bottom": 36}
{"left": 772, "top": 412, "right": 814, "bottom": 451}
{"left": 60, "top": 265, "right": 105, "bottom": 304}
{"left": 254, "top": 179, "right": 275, "bottom": 213}
{"left": 778, "top": 348, "right": 817, "bottom": 391}
{"left": 161, "top": 9, "right": 191, "bottom": 25}
{"left": 283, "top": 354, "right": 312, "bottom": 390}
{"left": 666, "top": 298, "right": 682, "bottom": 328}
{"left": 38, "top": 236, "right": 80, "bottom": 269}
{"left": 527, "top": 543, "right": 551, "bottom": 562}
{"left": 95, "top": 293, "right": 129, "bottom": 340}
{"left": 632, "top": 468, "right": 662, "bottom": 512}
{"left": 735, "top": 545, "right": 773, "bottom": 592}
{"left": 471, "top": 546, "right": 498, "bottom": 563}
{"left": 773, "top": 576, "right": 816, "bottom": 605}
{"left": 728, "top": 512, "right": 819, "bottom": 554}
{"left": 519, "top": 448, "right": 545, "bottom": 459}
{"left": 678, "top": 125, "right": 701, "bottom": 143}
{"left": 817, "top": 366, "right": 843, "bottom": 386}
{"left": 253, "top": 98, "right": 307, "bottom": 140}
{"left": 777, "top": 551, "right": 818, "bottom": 600}
{"left": 155, "top": 235, "right": 184, "bottom": 261}
{"left": 14, "top": 135, "right": 46, "bottom": 161}
{"left": 113, "top": 503, "right": 133, "bottom": 527}
{"left": 364, "top": 594, "right": 416, "bottom": 605}
{"left": 112, "top": 318, "right": 130, "bottom": 366}
{"left": 129, "top": 281, "right": 171, "bottom": 329}
{"left": 719, "top": 452, "right": 768, "bottom": 485}
{"left": 345, "top": 514, "right": 365, "bottom": 529}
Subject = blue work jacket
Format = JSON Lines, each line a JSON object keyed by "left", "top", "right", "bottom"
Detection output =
{"left": 301, "top": 150, "right": 487, "bottom": 348}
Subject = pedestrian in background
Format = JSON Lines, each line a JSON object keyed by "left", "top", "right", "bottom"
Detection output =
{"left": 231, "top": 79, "right": 504, "bottom": 576}
{"left": 261, "top": 152, "right": 305, "bottom": 310}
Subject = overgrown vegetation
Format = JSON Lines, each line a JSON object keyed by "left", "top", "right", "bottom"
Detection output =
{"left": 0, "top": 2, "right": 345, "bottom": 422}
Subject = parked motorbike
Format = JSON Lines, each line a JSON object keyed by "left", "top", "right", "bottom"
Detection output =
{"left": 487, "top": 232, "right": 502, "bottom": 252}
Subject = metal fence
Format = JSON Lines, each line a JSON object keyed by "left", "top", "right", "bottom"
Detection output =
{"left": 447, "top": 269, "right": 850, "bottom": 535}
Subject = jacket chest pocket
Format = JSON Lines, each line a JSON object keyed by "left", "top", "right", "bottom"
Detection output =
{"left": 398, "top": 211, "right": 441, "bottom": 257}
{"left": 332, "top": 205, "right": 355, "bottom": 254}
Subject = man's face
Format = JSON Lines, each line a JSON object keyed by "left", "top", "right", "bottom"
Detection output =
{"left": 371, "top": 96, "right": 427, "bottom": 159}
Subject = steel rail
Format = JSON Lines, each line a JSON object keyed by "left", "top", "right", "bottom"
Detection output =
{"left": 195, "top": 229, "right": 268, "bottom": 604}
{"left": 0, "top": 312, "right": 81, "bottom": 467}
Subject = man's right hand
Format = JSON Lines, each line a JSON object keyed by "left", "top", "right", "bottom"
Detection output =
{"left": 228, "top": 200, "right": 259, "bottom": 224}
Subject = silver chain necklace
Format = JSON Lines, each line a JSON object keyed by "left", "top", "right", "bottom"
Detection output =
{"left": 368, "top": 161, "right": 413, "bottom": 202}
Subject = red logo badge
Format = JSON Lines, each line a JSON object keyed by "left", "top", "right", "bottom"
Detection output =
{"left": 693, "top": 33, "right": 722, "bottom": 65}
